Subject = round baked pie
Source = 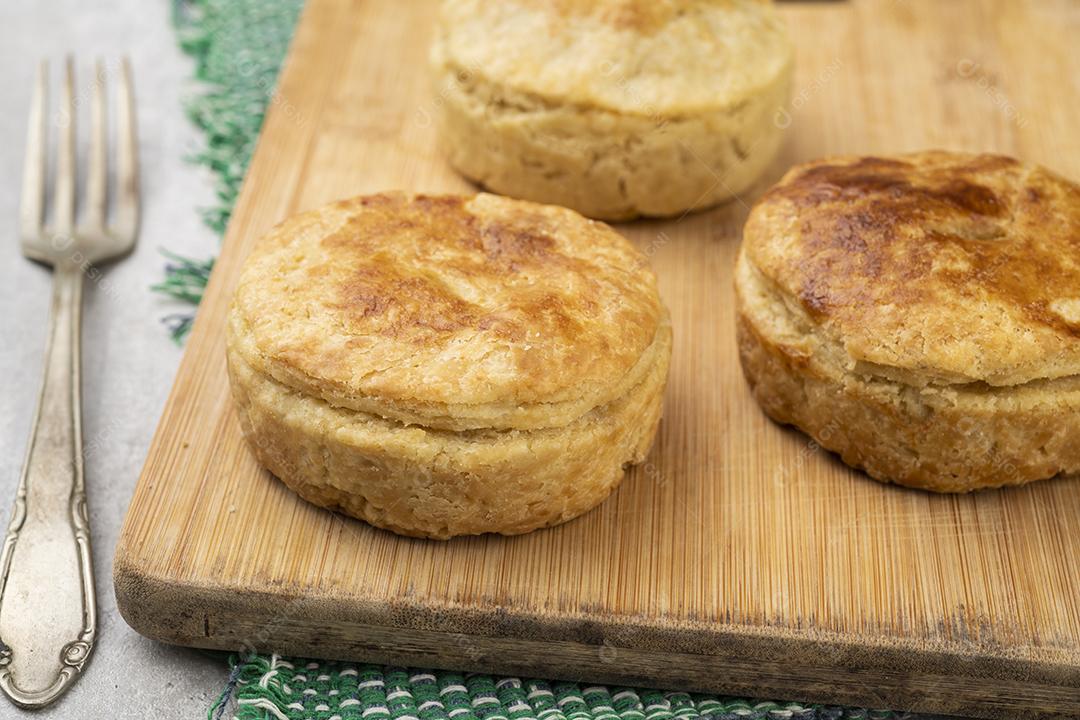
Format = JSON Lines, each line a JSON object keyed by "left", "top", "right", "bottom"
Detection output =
{"left": 430, "top": 0, "right": 794, "bottom": 220}
{"left": 227, "top": 192, "right": 672, "bottom": 538}
{"left": 736, "top": 151, "right": 1080, "bottom": 492}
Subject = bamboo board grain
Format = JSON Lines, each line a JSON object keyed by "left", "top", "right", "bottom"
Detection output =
{"left": 115, "top": 1, "right": 1080, "bottom": 717}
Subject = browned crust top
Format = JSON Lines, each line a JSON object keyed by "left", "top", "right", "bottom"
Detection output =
{"left": 433, "top": 0, "right": 791, "bottom": 115}
{"left": 230, "top": 192, "right": 663, "bottom": 423}
{"left": 743, "top": 151, "right": 1080, "bottom": 386}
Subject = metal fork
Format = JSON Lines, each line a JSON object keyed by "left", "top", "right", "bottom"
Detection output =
{"left": 0, "top": 57, "right": 138, "bottom": 709}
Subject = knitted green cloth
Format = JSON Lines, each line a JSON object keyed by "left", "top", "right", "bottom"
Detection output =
{"left": 211, "top": 656, "right": 915, "bottom": 720}
{"left": 178, "top": 4, "right": 922, "bottom": 720}
{"left": 158, "top": 0, "right": 303, "bottom": 342}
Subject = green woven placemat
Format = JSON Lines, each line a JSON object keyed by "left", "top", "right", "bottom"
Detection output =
{"left": 211, "top": 656, "right": 916, "bottom": 720}
{"left": 159, "top": 0, "right": 303, "bottom": 341}
{"left": 173, "top": 3, "right": 925, "bottom": 720}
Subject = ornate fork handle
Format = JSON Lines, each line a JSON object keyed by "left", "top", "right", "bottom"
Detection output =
{"left": 0, "top": 265, "right": 96, "bottom": 708}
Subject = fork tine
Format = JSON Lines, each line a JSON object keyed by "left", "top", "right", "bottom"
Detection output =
{"left": 54, "top": 56, "right": 76, "bottom": 240}
{"left": 83, "top": 58, "right": 107, "bottom": 233}
{"left": 19, "top": 60, "right": 47, "bottom": 242}
{"left": 112, "top": 57, "right": 139, "bottom": 243}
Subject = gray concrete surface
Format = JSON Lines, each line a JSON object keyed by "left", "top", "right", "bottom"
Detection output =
{"left": 0, "top": 1, "right": 227, "bottom": 717}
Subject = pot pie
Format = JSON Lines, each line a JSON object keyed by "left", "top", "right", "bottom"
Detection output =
{"left": 430, "top": 0, "right": 794, "bottom": 221}
{"left": 736, "top": 151, "right": 1080, "bottom": 492}
{"left": 227, "top": 192, "right": 672, "bottom": 538}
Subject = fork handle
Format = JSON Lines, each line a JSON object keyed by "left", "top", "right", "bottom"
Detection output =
{"left": 0, "top": 266, "right": 96, "bottom": 708}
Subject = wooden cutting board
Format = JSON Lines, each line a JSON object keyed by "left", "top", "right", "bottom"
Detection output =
{"left": 114, "top": 1, "right": 1080, "bottom": 717}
